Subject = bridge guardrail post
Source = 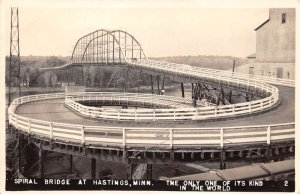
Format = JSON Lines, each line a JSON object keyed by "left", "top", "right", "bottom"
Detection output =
{"left": 267, "top": 126, "right": 271, "bottom": 145}
{"left": 81, "top": 126, "right": 85, "bottom": 145}
{"left": 220, "top": 128, "right": 225, "bottom": 170}
{"left": 215, "top": 107, "right": 217, "bottom": 117}
{"left": 266, "top": 125, "right": 271, "bottom": 160}
{"left": 49, "top": 122, "right": 53, "bottom": 140}
{"left": 220, "top": 128, "right": 224, "bottom": 148}
{"left": 173, "top": 110, "right": 176, "bottom": 121}
{"left": 169, "top": 129, "right": 173, "bottom": 149}
{"left": 122, "top": 128, "right": 126, "bottom": 147}
{"left": 28, "top": 119, "right": 31, "bottom": 134}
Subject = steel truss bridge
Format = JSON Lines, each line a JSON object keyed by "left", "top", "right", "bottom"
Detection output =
{"left": 8, "top": 29, "right": 295, "bottom": 179}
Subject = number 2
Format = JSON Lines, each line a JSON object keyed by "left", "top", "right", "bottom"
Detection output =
{"left": 284, "top": 181, "right": 288, "bottom": 186}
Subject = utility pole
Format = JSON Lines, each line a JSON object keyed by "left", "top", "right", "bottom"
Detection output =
{"left": 9, "top": 7, "right": 21, "bottom": 105}
{"left": 232, "top": 60, "right": 235, "bottom": 73}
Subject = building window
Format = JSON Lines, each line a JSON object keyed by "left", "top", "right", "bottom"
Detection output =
{"left": 282, "top": 13, "right": 286, "bottom": 23}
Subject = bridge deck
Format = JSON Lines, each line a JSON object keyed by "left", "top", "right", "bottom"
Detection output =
{"left": 15, "top": 86, "right": 294, "bottom": 128}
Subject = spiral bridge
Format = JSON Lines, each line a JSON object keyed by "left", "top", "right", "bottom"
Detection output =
{"left": 9, "top": 29, "right": 295, "bottom": 179}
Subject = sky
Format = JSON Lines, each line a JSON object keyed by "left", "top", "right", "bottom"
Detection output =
{"left": 3, "top": 4, "right": 270, "bottom": 58}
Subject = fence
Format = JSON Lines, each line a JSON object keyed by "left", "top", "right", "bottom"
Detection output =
{"left": 129, "top": 59, "right": 294, "bottom": 87}
{"left": 65, "top": 93, "right": 277, "bottom": 121}
{"left": 8, "top": 58, "right": 295, "bottom": 148}
{"left": 8, "top": 94, "right": 294, "bottom": 149}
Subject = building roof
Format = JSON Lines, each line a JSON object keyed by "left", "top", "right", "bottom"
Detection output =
{"left": 247, "top": 53, "right": 256, "bottom": 59}
{"left": 163, "top": 159, "right": 294, "bottom": 180}
{"left": 255, "top": 19, "right": 270, "bottom": 31}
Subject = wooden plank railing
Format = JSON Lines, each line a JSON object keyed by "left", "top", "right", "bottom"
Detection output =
{"left": 8, "top": 57, "right": 295, "bottom": 149}
{"left": 8, "top": 94, "right": 294, "bottom": 149}
{"left": 64, "top": 90, "right": 277, "bottom": 121}
{"left": 65, "top": 92, "right": 212, "bottom": 108}
{"left": 129, "top": 59, "right": 295, "bottom": 87}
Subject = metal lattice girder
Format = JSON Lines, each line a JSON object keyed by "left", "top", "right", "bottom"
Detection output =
{"left": 9, "top": 7, "right": 21, "bottom": 105}
{"left": 71, "top": 29, "right": 148, "bottom": 64}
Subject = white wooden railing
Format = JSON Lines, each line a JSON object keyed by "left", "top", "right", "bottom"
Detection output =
{"left": 65, "top": 92, "right": 277, "bottom": 121}
{"left": 39, "top": 59, "right": 287, "bottom": 121}
{"left": 64, "top": 92, "right": 216, "bottom": 121}
{"left": 64, "top": 75, "right": 279, "bottom": 121}
{"left": 66, "top": 92, "right": 212, "bottom": 108}
{"left": 8, "top": 58, "right": 295, "bottom": 148}
{"left": 8, "top": 94, "right": 294, "bottom": 148}
{"left": 129, "top": 59, "right": 294, "bottom": 87}
{"left": 41, "top": 59, "right": 295, "bottom": 87}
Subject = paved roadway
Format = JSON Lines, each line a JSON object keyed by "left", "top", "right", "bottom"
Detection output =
{"left": 15, "top": 86, "right": 294, "bottom": 128}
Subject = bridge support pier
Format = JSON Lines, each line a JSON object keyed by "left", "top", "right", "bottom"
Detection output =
{"left": 38, "top": 146, "right": 45, "bottom": 178}
{"left": 156, "top": 75, "right": 160, "bottom": 95}
{"left": 192, "top": 83, "right": 203, "bottom": 107}
{"left": 220, "top": 149, "right": 226, "bottom": 170}
{"left": 217, "top": 88, "right": 225, "bottom": 106}
{"left": 91, "top": 158, "right": 96, "bottom": 179}
{"left": 81, "top": 65, "right": 85, "bottom": 85}
{"left": 81, "top": 145, "right": 87, "bottom": 156}
{"left": 124, "top": 68, "right": 129, "bottom": 93}
{"left": 181, "top": 83, "right": 185, "bottom": 98}
{"left": 192, "top": 83, "right": 197, "bottom": 107}
{"left": 161, "top": 75, "right": 165, "bottom": 95}
{"left": 170, "top": 152, "right": 175, "bottom": 161}
{"left": 16, "top": 134, "right": 22, "bottom": 176}
{"left": 146, "top": 164, "right": 152, "bottom": 180}
{"left": 69, "top": 155, "right": 73, "bottom": 172}
{"left": 137, "top": 71, "right": 142, "bottom": 93}
{"left": 150, "top": 75, "right": 154, "bottom": 94}
{"left": 191, "top": 83, "right": 194, "bottom": 99}
{"left": 245, "top": 93, "right": 250, "bottom": 102}
{"left": 122, "top": 149, "right": 127, "bottom": 161}
{"left": 265, "top": 146, "right": 270, "bottom": 160}
{"left": 126, "top": 163, "right": 133, "bottom": 180}
{"left": 229, "top": 90, "right": 232, "bottom": 103}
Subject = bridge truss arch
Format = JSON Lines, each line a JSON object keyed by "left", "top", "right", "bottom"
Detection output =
{"left": 71, "top": 29, "right": 148, "bottom": 65}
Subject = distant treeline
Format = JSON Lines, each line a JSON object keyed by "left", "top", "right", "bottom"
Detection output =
{"left": 5, "top": 55, "right": 248, "bottom": 88}
{"left": 150, "top": 55, "right": 249, "bottom": 71}
{"left": 5, "top": 56, "right": 159, "bottom": 88}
